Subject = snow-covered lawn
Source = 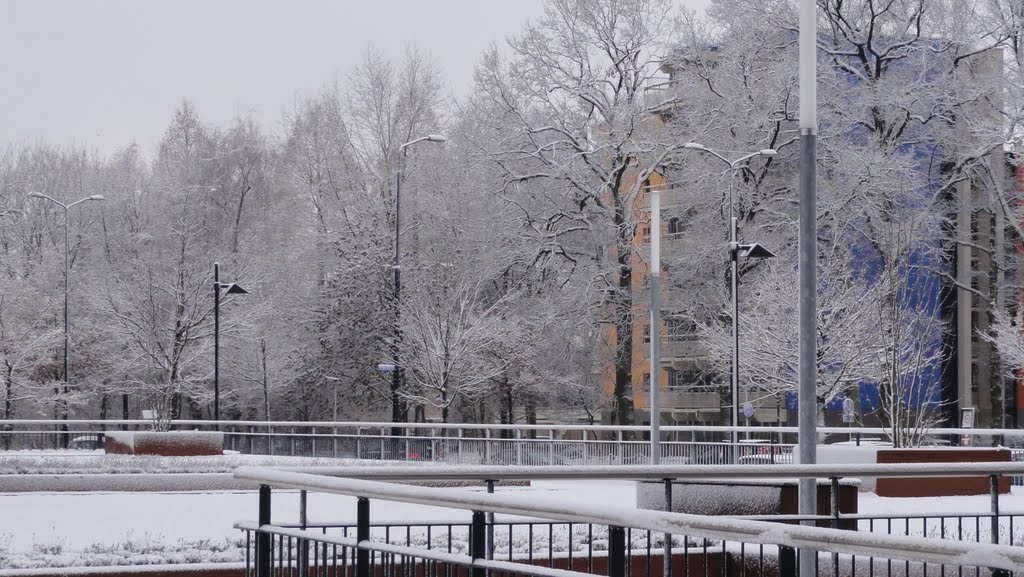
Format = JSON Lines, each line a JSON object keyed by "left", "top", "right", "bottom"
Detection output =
{"left": 0, "top": 479, "right": 632, "bottom": 568}
{"left": 2, "top": 469, "right": 1023, "bottom": 569}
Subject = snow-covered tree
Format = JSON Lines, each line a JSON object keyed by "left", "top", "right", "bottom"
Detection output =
{"left": 471, "top": 0, "right": 686, "bottom": 425}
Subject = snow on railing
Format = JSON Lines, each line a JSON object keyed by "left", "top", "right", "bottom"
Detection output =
{"left": 6, "top": 418, "right": 1024, "bottom": 436}
{"left": 233, "top": 466, "right": 1024, "bottom": 572}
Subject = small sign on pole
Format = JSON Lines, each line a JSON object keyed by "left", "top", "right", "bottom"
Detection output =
{"left": 960, "top": 407, "right": 976, "bottom": 447}
{"left": 743, "top": 402, "right": 754, "bottom": 419}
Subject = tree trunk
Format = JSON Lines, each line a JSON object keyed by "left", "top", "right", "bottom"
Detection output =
{"left": 3, "top": 362, "right": 12, "bottom": 421}
{"left": 612, "top": 211, "right": 635, "bottom": 427}
{"left": 262, "top": 338, "right": 271, "bottom": 421}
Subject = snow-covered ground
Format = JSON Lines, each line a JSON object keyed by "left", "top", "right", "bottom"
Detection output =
{"left": 0, "top": 479, "right": 635, "bottom": 568}
{"left": 3, "top": 460, "right": 1024, "bottom": 569}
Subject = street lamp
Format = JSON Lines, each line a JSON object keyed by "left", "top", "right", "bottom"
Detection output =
{"left": 213, "top": 262, "right": 248, "bottom": 427}
{"left": 682, "top": 144, "right": 776, "bottom": 458}
{"left": 27, "top": 192, "right": 104, "bottom": 445}
{"left": 391, "top": 134, "right": 446, "bottom": 431}
{"left": 649, "top": 184, "right": 663, "bottom": 465}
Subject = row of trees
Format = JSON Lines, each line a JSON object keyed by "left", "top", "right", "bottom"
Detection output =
{"left": 2, "top": 0, "right": 1024, "bottom": 431}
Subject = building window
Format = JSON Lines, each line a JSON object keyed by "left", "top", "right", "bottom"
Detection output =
{"left": 666, "top": 207, "right": 696, "bottom": 237}
{"left": 667, "top": 367, "right": 682, "bottom": 389}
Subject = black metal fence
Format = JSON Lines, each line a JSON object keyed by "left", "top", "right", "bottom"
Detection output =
{"left": 233, "top": 465, "right": 1024, "bottom": 577}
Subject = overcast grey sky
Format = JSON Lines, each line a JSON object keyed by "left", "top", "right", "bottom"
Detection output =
{"left": 2, "top": 0, "right": 707, "bottom": 157}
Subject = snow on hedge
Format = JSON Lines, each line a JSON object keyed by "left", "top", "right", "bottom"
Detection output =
{"left": 0, "top": 453, "right": 428, "bottom": 475}
{"left": 0, "top": 532, "right": 246, "bottom": 570}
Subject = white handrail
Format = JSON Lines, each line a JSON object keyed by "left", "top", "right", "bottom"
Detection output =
{"left": 266, "top": 462, "right": 1024, "bottom": 480}
{"left": 233, "top": 467, "right": 1024, "bottom": 572}
{"left": 4, "top": 418, "right": 1024, "bottom": 438}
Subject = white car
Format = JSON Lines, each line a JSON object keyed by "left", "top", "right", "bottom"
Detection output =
{"left": 69, "top": 435, "right": 104, "bottom": 450}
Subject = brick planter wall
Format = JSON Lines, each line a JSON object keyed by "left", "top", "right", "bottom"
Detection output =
{"left": 875, "top": 448, "right": 1011, "bottom": 497}
{"left": 104, "top": 431, "right": 224, "bottom": 456}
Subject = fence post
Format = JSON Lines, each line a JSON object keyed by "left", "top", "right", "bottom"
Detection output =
{"left": 779, "top": 546, "right": 797, "bottom": 577}
{"left": 356, "top": 497, "right": 370, "bottom": 577}
{"left": 299, "top": 490, "right": 309, "bottom": 577}
{"left": 485, "top": 428, "right": 491, "bottom": 464}
{"left": 664, "top": 479, "right": 673, "bottom": 577}
{"left": 486, "top": 481, "right": 495, "bottom": 560}
{"left": 256, "top": 485, "right": 272, "bottom": 577}
{"left": 514, "top": 429, "right": 522, "bottom": 465}
{"left": 831, "top": 478, "right": 840, "bottom": 577}
{"left": 991, "top": 475, "right": 1001, "bottom": 545}
{"left": 582, "top": 430, "right": 590, "bottom": 464}
{"left": 548, "top": 429, "right": 555, "bottom": 465}
{"left": 614, "top": 430, "right": 622, "bottom": 464}
{"left": 608, "top": 526, "right": 626, "bottom": 577}
{"left": 471, "top": 510, "right": 487, "bottom": 577}
{"left": 830, "top": 477, "right": 840, "bottom": 528}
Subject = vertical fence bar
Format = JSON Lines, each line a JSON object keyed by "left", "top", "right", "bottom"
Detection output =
{"left": 486, "top": 481, "right": 495, "bottom": 560}
{"left": 485, "top": 428, "right": 491, "bottom": 464}
{"left": 609, "top": 526, "right": 626, "bottom": 577}
{"left": 831, "top": 477, "right": 840, "bottom": 577}
{"left": 356, "top": 497, "right": 370, "bottom": 577}
{"left": 779, "top": 545, "right": 797, "bottom": 577}
{"left": 471, "top": 510, "right": 487, "bottom": 577}
{"left": 299, "top": 490, "right": 309, "bottom": 577}
{"left": 991, "top": 475, "right": 1000, "bottom": 545}
{"left": 664, "top": 479, "right": 673, "bottom": 577}
{"left": 257, "top": 485, "right": 272, "bottom": 577}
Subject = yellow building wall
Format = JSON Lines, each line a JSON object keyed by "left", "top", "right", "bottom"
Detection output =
{"left": 596, "top": 169, "right": 668, "bottom": 418}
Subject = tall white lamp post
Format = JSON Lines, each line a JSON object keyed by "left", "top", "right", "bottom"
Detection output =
{"left": 649, "top": 186, "right": 662, "bottom": 465}
{"left": 798, "top": 1, "right": 820, "bottom": 573}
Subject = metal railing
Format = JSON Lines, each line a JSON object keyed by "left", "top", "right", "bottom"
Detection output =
{"left": 233, "top": 463, "right": 1024, "bottom": 577}
{"left": 3, "top": 418, "right": 1024, "bottom": 466}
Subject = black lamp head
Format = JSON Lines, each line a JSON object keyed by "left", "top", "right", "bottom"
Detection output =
{"left": 223, "top": 283, "right": 249, "bottom": 295}
{"left": 738, "top": 243, "right": 776, "bottom": 260}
